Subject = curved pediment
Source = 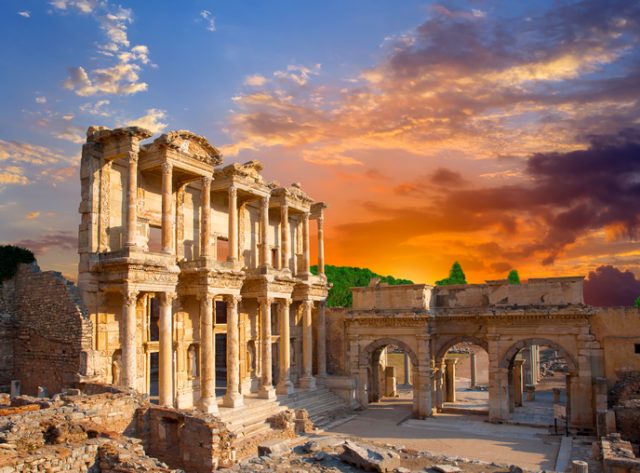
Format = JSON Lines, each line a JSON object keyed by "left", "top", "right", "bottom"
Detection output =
{"left": 153, "top": 130, "right": 223, "bottom": 166}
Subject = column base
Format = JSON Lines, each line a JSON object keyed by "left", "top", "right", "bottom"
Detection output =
{"left": 198, "top": 397, "right": 219, "bottom": 415}
{"left": 258, "top": 385, "right": 276, "bottom": 399}
{"left": 276, "top": 381, "right": 295, "bottom": 395}
{"left": 222, "top": 392, "right": 244, "bottom": 408}
{"left": 299, "top": 376, "right": 316, "bottom": 390}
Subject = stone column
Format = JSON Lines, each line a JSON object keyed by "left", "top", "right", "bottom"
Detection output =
{"left": 122, "top": 289, "right": 138, "bottom": 389}
{"left": 280, "top": 204, "right": 289, "bottom": 270}
{"left": 317, "top": 301, "right": 327, "bottom": 377}
{"left": 159, "top": 292, "right": 175, "bottom": 406}
{"left": 523, "top": 347, "right": 534, "bottom": 385}
{"left": 199, "top": 294, "right": 218, "bottom": 413}
{"left": 223, "top": 295, "right": 243, "bottom": 407}
{"left": 98, "top": 161, "right": 111, "bottom": 252}
{"left": 444, "top": 358, "right": 457, "bottom": 403}
{"left": 200, "top": 176, "right": 211, "bottom": 258}
{"left": 258, "top": 297, "right": 276, "bottom": 399}
{"left": 228, "top": 186, "right": 238, "bottom": 262}
{"left": 317, "top": 212, "right": 325, "bottom": 276}
{"left": 124, "top": 152, "right": 138, "bottom": 248}
{"left": 302, "top": 212, "right": 310, "bottom": 275}
{"left": 300, "top": 300, "right": 316, "bottom": 389}
{"left": 404, "top": 352, "right": 411, "bottom": 386}
{"left": 513, "top": 359, "right": 524, "bottom": 407}
{"left": 260, "top": 196, "right": 270, "bottom": 267}
{"left": 276, "top": 298, "right": 294, "bottom": 395}
{"left": 470, "top": 351, "right": 477, "bottom": 388}
{"left": 161, "top": 162, "right": 174, "bottom": 254}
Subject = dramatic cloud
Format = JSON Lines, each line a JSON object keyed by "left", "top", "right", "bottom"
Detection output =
{"left": 123, "top": 108, "right": 168, "bottom": 134}
{"left": 584, "top": 265, "right": 640, "bottom": 306}
{"left": 0, "top": 166, "right": 29, "bottom": 186}
{"left": 12, "top": 232, "right": 77, "bottom": 254}
{"left": 0, "top": 140, "right": 74, "bottom": 166}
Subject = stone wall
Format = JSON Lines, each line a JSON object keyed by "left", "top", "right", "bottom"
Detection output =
{"left": 326, "top": 307, "right": 348, "bottom": 375}
{"left": 597, "top": 434, "right": 640, "bottom": 473}
{"left": 9, "top": 263, "right": 94, "bottom": 395}
{"left": 614, "top": 400, "right": 640, "bottom": 445}
{"left": 0, "top": 282, "right": 14, "bottom": 389}
{"left": 141, "top": 406, "right": 236, "bottom": 473}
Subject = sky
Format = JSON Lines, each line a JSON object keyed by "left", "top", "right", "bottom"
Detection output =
{"left": 1, "top": 0, "right": 640, "bottom": 291}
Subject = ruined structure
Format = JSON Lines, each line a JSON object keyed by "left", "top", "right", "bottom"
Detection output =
{"left": 77, "top": 126, "right": 329, "bottom": 411}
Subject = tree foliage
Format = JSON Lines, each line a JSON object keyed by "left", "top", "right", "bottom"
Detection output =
{"left": 508, "top": 269, "right": 521, "bottom": 285}
{"left": 435, "top": 261, "right": 467, "bottom": 286}
{"left": 310, "top": 264, "right": 413, "bottom": 307}
{"left": 0, "top": 245, "right": 35, "bottom": 282}
{"left": 635, "top": 295, "right": 640, "bottom": 308}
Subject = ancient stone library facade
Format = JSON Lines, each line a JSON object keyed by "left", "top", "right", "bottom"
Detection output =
{"left": 77, "top": 126, "right": 329, "bottom": 412}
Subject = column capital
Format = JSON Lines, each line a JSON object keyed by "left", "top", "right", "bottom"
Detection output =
{"left": 160, "top": 292, "right": 177, "bottom": 303}
{"left": 123, "top": 289, "right": 139, "bottom": 306}
{"left": 202, "top": 175, "right": 212, "bottom": 186}
{"left": 302, "top": 299, "right": 314, "bottom": 310}
{"left": 225, "top": 294, "right": 242, "bottom": 304}
{"left": 280, "top": 298, "right": 293, "bottom": 307}
{"left": 302, "top": 211, "right": 310, "bottom": 222}
{"left": 258, "top": 296, "right": 275, "bottom": 306}
{"left": 128, "top": 151, "right": 138, "bottom": 164}
{"left": 261, "top": 195, "right": 270, "bottom": 207}
{"left": 161, "top": 161, "right": 173, "bottom": 174}
{"left": 229, "top": 185, "right": 237, "bottom": 197}
{"left": 198, "top": 293, "right": 215, "bottom": 303}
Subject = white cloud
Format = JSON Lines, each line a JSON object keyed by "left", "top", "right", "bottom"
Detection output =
{"left": 18, "top": 11, "right": 31, "bottom": 18}
{"left": 199, "top": 10, "right": 216, "bottom": 32}
{"left": 53, "top": 125, "right": 85, "bottom": 144}
{"left": 79, "top": 99, "right": 111, "bottom": 116}
{"left": 0, "top": 139, "right": 75, "bottom": 166}
{"left": 0, "top": 166, "right": 29, "bottom": 186}
{"left": 35, "top": 96, "right": 47, "bottom": 104}
{"left": 273, "top": 64, "right": 321, "bottom": 86}
{"left": 124, "top": 109, "right": 168, "bottom": 134}
{"left": 50, "top": 0, "right": 96, "bottom": 14}
{"left": 244, "top": 74, "right": 268, "bottom": 87}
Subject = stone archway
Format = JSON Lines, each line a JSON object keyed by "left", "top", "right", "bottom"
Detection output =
{"left": 497, "top": 337, "right": 579, "bottom": 427}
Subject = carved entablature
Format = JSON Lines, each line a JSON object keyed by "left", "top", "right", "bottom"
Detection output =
{"left": 345, "top": 314, "right": 429, "bottom": 328}
{"left": 151, "top": 130, "right": 223, "bottom": 166}
{"left": 271, "top": 183, "right": 315, "bottom": 211}
{"left": 87, "top": 126, "right": 153, "bottom": 161}
{"left": 292, "top": 281, "right": 329, "bottom": 300}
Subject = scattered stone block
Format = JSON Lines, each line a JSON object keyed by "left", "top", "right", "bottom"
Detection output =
{"left": 257, "top": 438, "right": 290, "bottom": 457}
{"left": 432, "top": 464, "right": 462, "bottom": 473}
{"left": 340, "top": 440, "right": 400, "bottom": 472}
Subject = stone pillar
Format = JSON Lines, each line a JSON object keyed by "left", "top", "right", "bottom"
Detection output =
{"left": 513, "top": 359, "right": 524, "bottom": 407}
{"left": 228, "top": 186, "right": 238, "bottom": 262}
{"left": 223, "top": 295, "right": 243, "bottom": 407}
{"left": 523, "top": 347, "right": 534, "bottom": 385}
{"left": 533, "top": 345, "right": 540, "bottom": 383}
{"left": 470, "top": 351, "right": 477, "bottom": 388}
{"left": 276, "top": 298, "right": 294, "bottom": 395}
{"left": 200, "top": 176, "right": 211, "bottom": 258}
{"left": 161, "top": 162, "right": 173, "bottom": 254}
{"left": 317, "top": 212, "right": 325, "bottom": 276}
{"left": 199, "top": 294, "right": 218, "bottom": 413}
{"left": 299, "top": 300, "right": 316, "bottom": 389}
{"left": 280, "top": 204, "right": 289, "bottom": 270}
{"left": 258, "top": 297, "right": 276, "bottom": 399}
{"left": 317, "top": 301, "right": 327, "bottom": 377}
{"left": 159, "top": 292, "right": 175, "bottom": 406}
{"left": 403, "top": 352, "right": 411, "bottom": 386}
{"left": 122, "top": 289, "right": 138, "bottom": 389}
{"left": 260, "top": 196, "right": 270, "bottom": 267}
{"left": 572, "top": 461, "right": 588, "bottom": 473}
{"left": 444, "top": 358, "right": 457, "bottom": 403}
{"left": 124, "top": 153, "right": 138, "bottom": 248}
{"left": 98, "top": 160, "right": 111, "bottom": 252}
{"left": 302, "top": 212, "right": 310, "bottom": 275}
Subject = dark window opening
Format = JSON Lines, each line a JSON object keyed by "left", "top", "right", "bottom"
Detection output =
{"left": 635, "top": 343, "right": 640, "bottom": 354}
{"left": 149, "top": 297, "right": 159, "bottom": 342}
{"left": 148, "top": 225, "right": 162, "bottom": 253}
{"left": 215, "top": 300, "right": 227, "bottom": 324}
{"left": 149, "top": 352, "right": 159, "bottom": 401}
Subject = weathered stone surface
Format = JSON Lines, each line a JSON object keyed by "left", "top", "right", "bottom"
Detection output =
{"left": 257, "top": 438, "right": 290, "bottom": 457}
{"left": 339, "top": 440, "right": 400, "bottom": 472}
{"left": 433, "top": 464, "right": 462, "bottom": 473}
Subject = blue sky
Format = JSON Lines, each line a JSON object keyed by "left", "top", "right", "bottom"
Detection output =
{"left": 1, "top": 0, "right": 640, "bottom": 287}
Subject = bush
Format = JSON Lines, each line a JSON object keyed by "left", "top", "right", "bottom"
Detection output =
{"left": 0, "top": 245, "right": 35, "bottom": 282}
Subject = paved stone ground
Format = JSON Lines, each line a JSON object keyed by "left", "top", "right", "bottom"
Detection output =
{"left": 326, "top": 395, "right": 562, "bottom": 471}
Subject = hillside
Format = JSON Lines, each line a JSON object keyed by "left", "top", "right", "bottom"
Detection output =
{"left": 310, "top": 264, "right": 413, "bottom": 307}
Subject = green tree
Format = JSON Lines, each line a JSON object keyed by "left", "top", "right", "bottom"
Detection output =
{"left": 0, "top": 245, "right": 35, "bottom": 282}
{"left": 310, "top": 264, "right": 413, "bottom": 307}
{"left": 635, "top": 296, "right": 640, "bottom": 308}
{"left": 508, "top": 269, "right": 521, "bottom": 285}
{"left": 435, "top": 261, "right": 467, "bottom": 286}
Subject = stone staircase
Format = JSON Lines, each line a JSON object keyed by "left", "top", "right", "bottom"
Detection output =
{"left": 218, "top": 386, "right": 351, "bottom": 440}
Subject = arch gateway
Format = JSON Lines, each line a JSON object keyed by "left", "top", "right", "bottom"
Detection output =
{"left": 330, "top": 278, "right": 606, "bottom": 431}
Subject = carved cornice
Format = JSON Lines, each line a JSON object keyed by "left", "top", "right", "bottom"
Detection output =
{"left": 153, "top": 130, "right": 223, "bottom": 166}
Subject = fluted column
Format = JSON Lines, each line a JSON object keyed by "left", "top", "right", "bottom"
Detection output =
{"left": 122, "top": 288, "right": 138, "bottom": 389}
{"left": 228, "top": 186, "right": 238, "bottom": 262}
{"left": 300, "top": 299, "right": 316, "bottom": 389}
{"left": 302, "top": 211, "right": 310, "bottom": 275}
{"left": 159, "top": 292, "right": 176, "bottom": 406}
{"left": 317, "top": 213, "right": 325, "bottom": 276}
{"left": 317, "top": 300, "right": 327, "bottom": 377}
{"left": 125, "top": 153, "right": 138, "bottom": 247}
{"left": 161, "top": 162, "right": 173, "bottom": 254}
{"left": 223, "top": 295, "right": 244, "bottom": 407}
{"left": 199, "top": 294, "right": 218, "bottom": 413}
{"left": 470, "top": 351, "right": 477, "bottom": 388}
{"left": 280, "top": 204, "right": 289, "bottom": 270}
{"left": 260, "top": 196, "right": 270, "bottom": 267}
{"left": 200, "top": 176, "right": 211, "bottom": 257}
{"left": 276, "top": 298, "right": 294, "bottom": 395}
{"left": 445, "top": 358, "right": 457, "bottom": 402}
{"left": 258, "top": 297, "right": 276, "bottom": 399}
